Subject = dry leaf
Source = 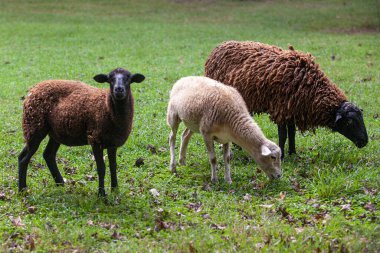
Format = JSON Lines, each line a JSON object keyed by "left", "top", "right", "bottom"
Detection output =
{"left": 186, "top": 202, "right": 202, "bottom": 212}
{"left": 135, "top": 157, "right": 144, "bottom": 167}
{"left": 189, "top": 241, "right": 197, "bottom": 253}
{"left": 25, "top": 235, "right": 35, "bottom": 251}
{"left": 259, "top": 204, "right": 273, "bottom": 209}
{"left": 341, "top": 204, "right": 351, "bottom": 211}
{"left": 0, "top": 192, "right": 7, "bottom": 200}
{"left": 202, "top": 213, "right": 211, "bottom": 219}
{"left": 85, "top": 175, "right": 95, "bottom": 181}
{"left": 158, "top": 147, "right": 167, "bottom": 153}
{"left": 255, "top": 243, "right": 264, "bottom": 249}
{"left": 111, "top": 231, "right": 123, "bottom": 240}
{"left": 149, "top": 188, "right": 160, "bottom": 197}
{"left": 27, "top": 206, "right": 37, "bottom": 214}
{"left": 279, "top": 191, "right": 286, "bottom": 200}
{"left": 210, "top": 223, "right": 226, "bottom": 230}
{"left": 243, "top": 193, "right": 252, "bottom": 201}
{"left": 146, "top": 144, "right": 157, "bottom": 154}
{"left": 11, "top": 216, "right": 25, "bottom": 227}
{"left": 364, "top": 202, "right": 376, "bottom": 212}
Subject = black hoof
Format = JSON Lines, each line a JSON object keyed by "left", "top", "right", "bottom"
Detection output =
{"left": 98, "top": 189, "right": 107, "bottom": 197}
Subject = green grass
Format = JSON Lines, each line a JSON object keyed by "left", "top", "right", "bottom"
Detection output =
{"left": 1, "top": 0, "right": 379, "bottom": 251}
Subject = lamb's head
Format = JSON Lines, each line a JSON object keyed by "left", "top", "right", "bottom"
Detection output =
{"left": 93, "top": 68, "right": 145, "bottom": 100}
{"left": 333, "top": 102, "right": 368, "bottom": 148}
{"left": 252, "top": 141, "right": 282, "bottom": 180}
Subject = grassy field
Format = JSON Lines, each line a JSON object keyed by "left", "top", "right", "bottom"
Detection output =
{"left": 0, "top": 0, "right": 379, "bottom": 252}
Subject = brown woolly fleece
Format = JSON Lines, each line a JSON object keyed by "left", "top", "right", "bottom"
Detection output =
{"left": 205, "top": 41, "right": 347, "bottom": 132}
{"left": 22, "top": 80, "right": 133, "bottom": 148}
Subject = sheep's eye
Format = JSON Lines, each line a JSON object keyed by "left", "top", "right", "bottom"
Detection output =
{"left": 271, "top": 156, "right": 276, "bottom": 160}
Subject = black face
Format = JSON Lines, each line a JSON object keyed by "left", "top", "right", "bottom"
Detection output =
{"left": 93, "top": 68, "right": 145, "bottom": 101}
{"left": 333, "top": 102, "right": 368, "bottom": 148}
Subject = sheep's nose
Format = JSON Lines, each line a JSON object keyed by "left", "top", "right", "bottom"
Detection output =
{"left": 115, "top": 87, "right": 124, "bottom": 93}
{"left": 271, "top": 173, "right": 281, "bottom": 179}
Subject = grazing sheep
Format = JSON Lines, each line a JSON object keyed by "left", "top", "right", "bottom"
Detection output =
{"left": 18, "top": 68, "right": 145, "bottom": 196}
{"left": 167, "top": 76, "right": 281, "bottom": 183}
{"left": 205, "top": 41, "right": 368, "bottom": 159}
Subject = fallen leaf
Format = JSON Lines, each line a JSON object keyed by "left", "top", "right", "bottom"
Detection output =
{"left": 364, "top": 202, "right": 376, "bottom": 212}
{"left": 202, "top": 213, "right": 211, "bottom": 219}
{"left": 210, "top": 223, "right": 226, "bottom": 230}
{"left": 146, "top": 144, "right": 157, "bottom": 154}
{"left": 111, "top": 231, "right": 123, "bottom": 240}
{"left": 0, "top": 192, "right": 6, "bottom": 200}
{"left": 27, "top": 206, "right": 37, "bottom": 214}
{"left": 87, "top": 220, "right": 94, "bottom": 226}
{"left": 255, "top": 243, "right": 264, "bottom": 249}
{"left": 149, "top": 188, "right": 160, "bottom": 197}
{"left": 9, "top": 149, "right": 17, "bottom": 156}
{"left": 85, "top": 175, "right": 95, "bottom": 181}
{"left": 158, "top": 147, "right": 167, "bottom": 153}
{"left": 341, "top": 204, "right": 351, "bottom": 211}
{"left": 189, "top": 241, "right": 197, "bottom": 253}
{"left": 263, "top": 234, "right": 272, "bottom": 244}
{"left": 202, "top": 183, "right": 212, "bottom": 192}
{"left": 259, "top": 204, "right": 273, "bottom": 209}
{"left": 253, "top": 182, "right": 265, "bottom": 190}
{"left": 279, "top": 191, "right": 286, "bottom": 200}
{"left": 295, "top": 227, "right": 304, "bottom": 234}
{"left": 186, "top": 202, "right": 202, "bottom": 212}
{"left": 291, "top": 179, "right": 302, "bottom": 192}
{"left": 25, "top": 235, "right": 35, "bottom": 251}
{"left": 99, "top": 222, "right": 118, "bottom": 230}
{"left": 64, "top": 167, "right": 77, "bottom": 175}
{"left": 243, "top": 193, "right": 252, "bottom": 201}
{"left": 135, "top": 157, "right": 144, "bottom": 167}
{"left": 11, "top": 216, "right": 25, "bottom": 227}
{"left": 362, "top": 186, "right": 377, "bottom": 196}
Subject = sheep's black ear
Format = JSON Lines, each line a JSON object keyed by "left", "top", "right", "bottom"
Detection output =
{"left": 93, "top": 74, "right": 109, "bottom": 83}
{"left": 335, "top": 111, "right": 343, "bottom": 123}
{"left": 131, "top": 73, "right": 145, "bottom": 83}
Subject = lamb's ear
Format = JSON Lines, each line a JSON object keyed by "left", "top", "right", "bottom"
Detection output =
{"left": 131, "top": 73, "right": 145, "bottom": 83}
{"left": 261, "top": 145, "right": 272, "bottom": 157}
{"left": 93, "top": 74, "right": 109, "bottom": 83}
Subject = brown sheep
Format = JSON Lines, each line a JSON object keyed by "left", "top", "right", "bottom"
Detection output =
{"left": 18, "top": 68, "right": 145, "bottom": 196}
{"left": 205, "top": 41, "right": 368, "bottom": 159}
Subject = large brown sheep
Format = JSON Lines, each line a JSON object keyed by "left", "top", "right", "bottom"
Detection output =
{"left": 205, "top": 41, "right": 368, "bottom": 159}
{"left": 18, "top": 68, "right": 145, "bottom": 196}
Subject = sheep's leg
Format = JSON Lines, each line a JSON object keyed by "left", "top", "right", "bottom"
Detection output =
{"left": 92, "top": 144, "right": 106, "bottom": 197}
{"left": 287, "top": 123, "right": 296, "bottom": 156}
{"left": 43, "top": 137, "right": 64, "bottom": 186}
{"left": 277, "top": 124, "right": 287, "bottom": 160}
{"left": 223, "top": 142, "right": 232, "bottom": 184}
{"left": 168, "top": 116, "right": 180, "bottom": 173}
{"left": 107, "top": 147, "right": 118, "bottom": 191}
{"left": 179, "top": 128, "right": 193, "bottom": 165}
{"left": 202, "top": 134, "right": 218, "bottom": 183}
{"left": 18, "top": 135, "right": 46, "bottom": 191}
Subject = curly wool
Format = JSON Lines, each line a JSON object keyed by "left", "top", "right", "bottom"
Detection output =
{"left": 22, "top": 80, "right": 133, "bottom": 148}
{"left": 205, "top": 41, "right": 347, "bottom": 132}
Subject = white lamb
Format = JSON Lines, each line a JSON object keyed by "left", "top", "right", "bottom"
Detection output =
{"left": 167, "top": 76, "right": 282, "bottom": 183}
